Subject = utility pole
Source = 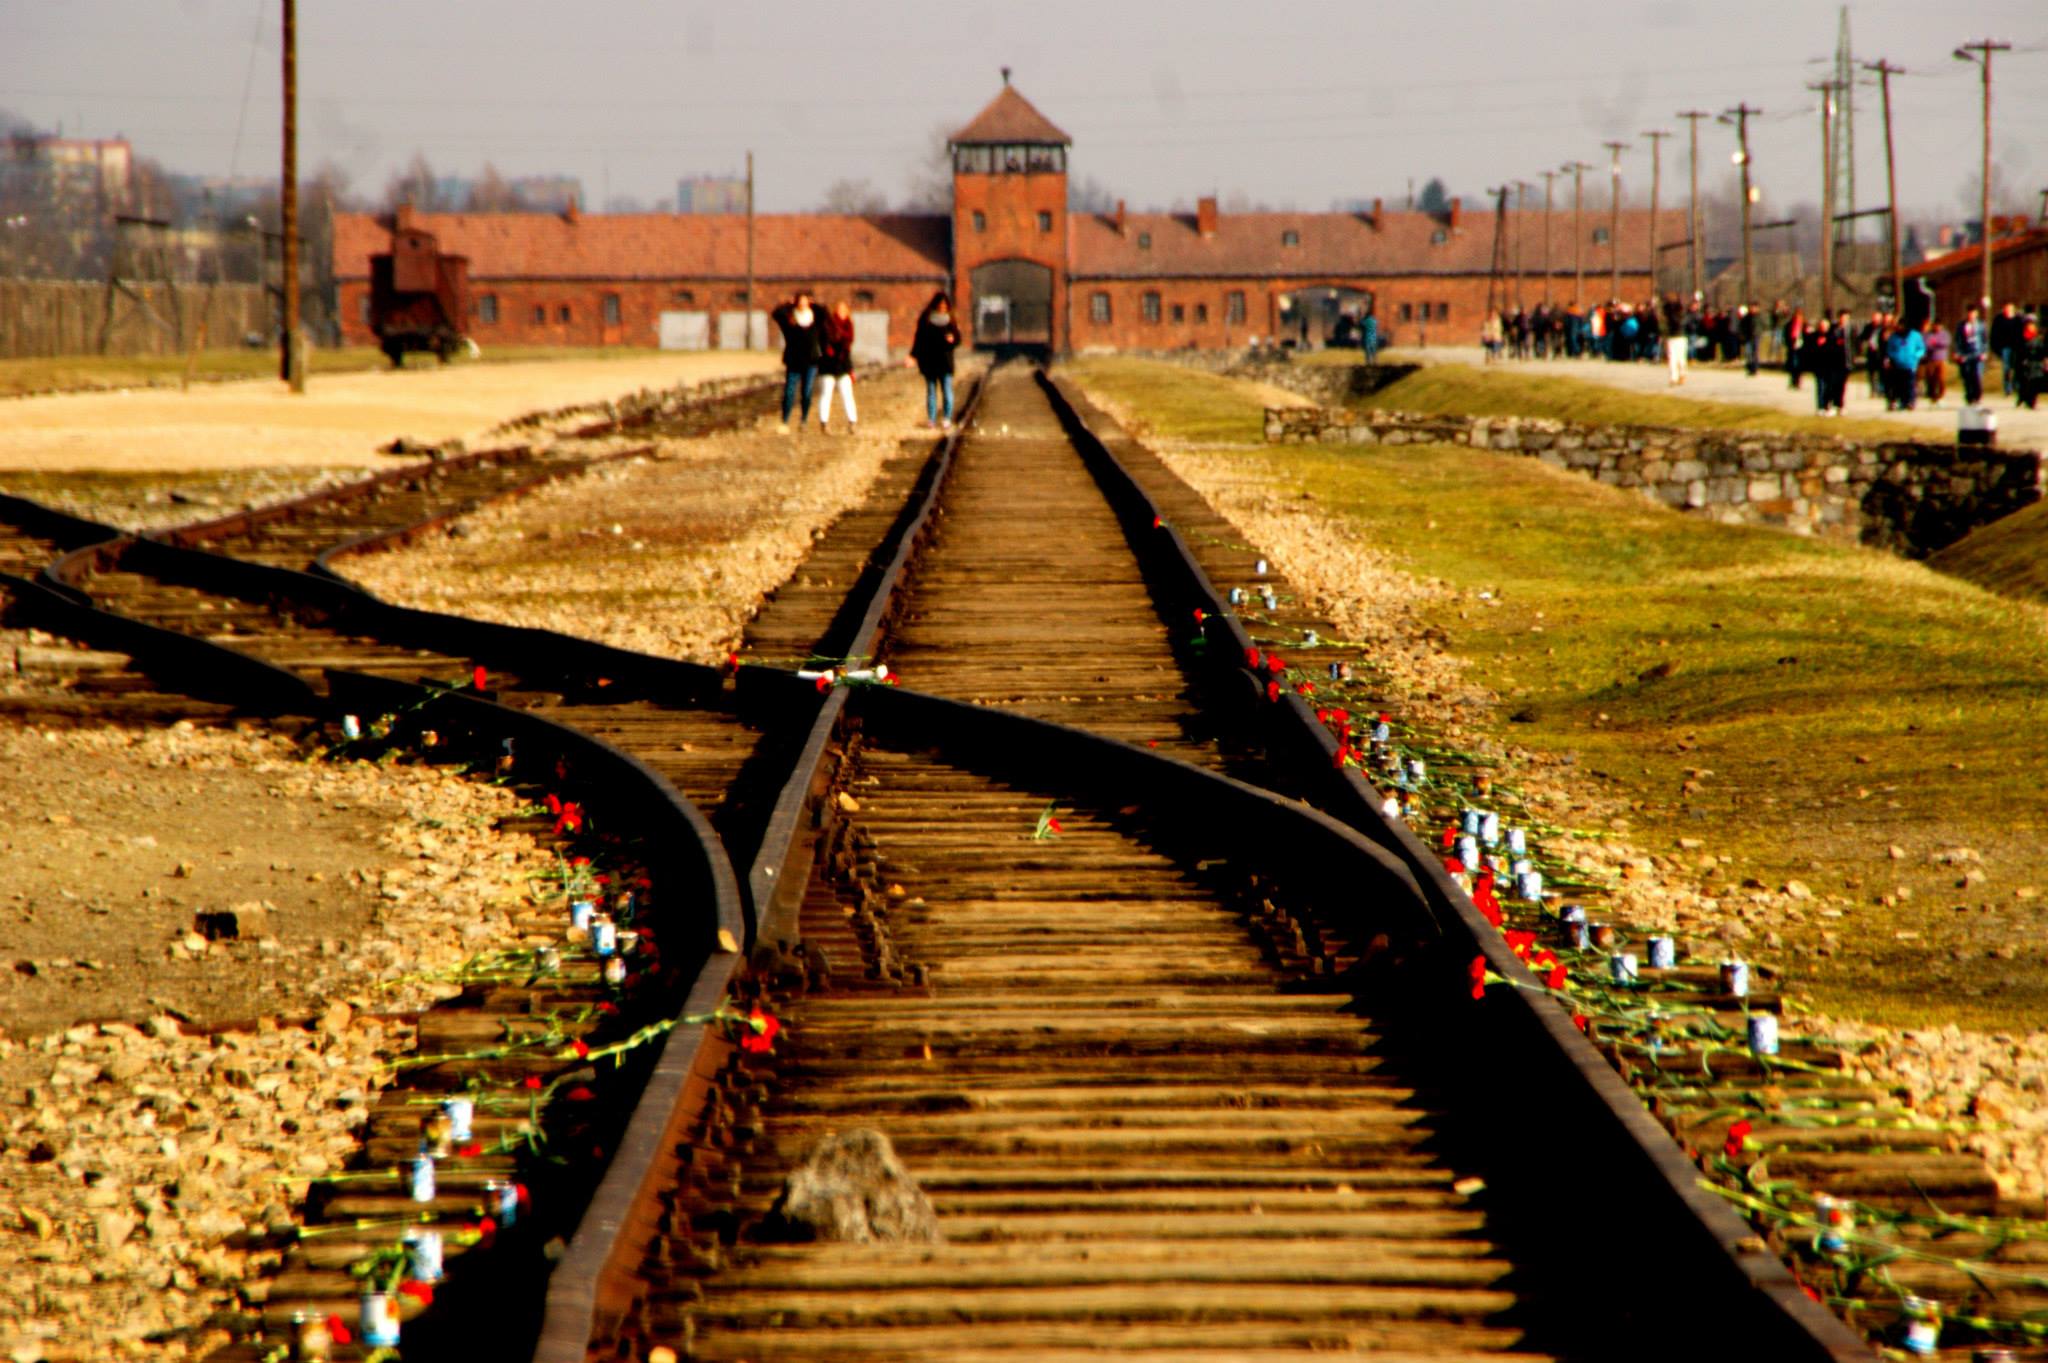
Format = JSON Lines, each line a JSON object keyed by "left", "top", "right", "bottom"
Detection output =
{"left": 1720, "top": 103, "right": 1760, "bottom": 308}
{"left": 1540, "top": 169, "right": 1556, "bottom": 304}
{"left": 1564, "top": 160, "right": 1590, "bottom": 309}
{"left": 1808, "top": 80, "right": 1837, "bottom": 316}
{"left": 1643, "top": 129, "right": 1670, "bottom": 296}
{"left": 1604, "top": 141, "right": 1626, "bottom": 303}
{"left": 1485, "top": 185, "right": 1510, "bottom": 323}
{"left": 280, "top": 0, "right": 302, "bottom": 392}
{"left": 1954, "top": 38, "right": 2011, "bottom": 316}
{"left": 743, "top": 149, "right": 755, "bottom": 348}
{"left": 1513, "top": 180, "right": 1531, "bottom": 311}
{"left": 1865, "top": 60, "right": 1905, "bottom": 313}
{"left": 1678, "top": 110, "right": 1709, "bottom": 302}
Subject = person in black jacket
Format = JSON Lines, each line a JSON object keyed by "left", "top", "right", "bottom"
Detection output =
{"left": 770, "top": 291, "right": 823, "bottom": 433}
{"left": 908, "top": 292, "right": 961, "bottom": 430}
{"left": 816, "top": 300, "right": 857, "bottom": 435}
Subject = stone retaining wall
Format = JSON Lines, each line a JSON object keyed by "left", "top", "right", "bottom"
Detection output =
{"left": 1263, "top": 404, "right": 2044, "bottom": 556}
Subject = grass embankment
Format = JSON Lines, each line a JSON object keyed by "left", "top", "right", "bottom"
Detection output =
{"left": 1067, "top": 355, "right": 2048, "bottom": 1031}
{"left": 1931, "top": 501, "right": 2048, "bottom": 607}
{"left": 0, "top": 345, "right": 665, "bottom": 399}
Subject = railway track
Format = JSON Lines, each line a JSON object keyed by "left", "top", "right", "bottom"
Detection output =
{"left": 3, "top": 361, "right": 2009, "bottom": 1358}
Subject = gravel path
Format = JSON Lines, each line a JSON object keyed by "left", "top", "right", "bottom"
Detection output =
{"left": 348, "top": 369, "right": 933, "bottom": 664}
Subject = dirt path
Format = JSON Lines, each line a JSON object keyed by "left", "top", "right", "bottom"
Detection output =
{"left": 0, "top": 352, "right": 780, "bottom": 473}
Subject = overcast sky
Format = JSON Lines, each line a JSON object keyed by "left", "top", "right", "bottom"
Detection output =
{"left": 5, "top": 0, "right": 2045, "bottom": 221}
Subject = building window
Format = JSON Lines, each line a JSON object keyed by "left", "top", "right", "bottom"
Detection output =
{"left": 359, "top": 295, "right": 371, "bottom": 324}
{"left": 602, "top": 293, "right": 621, "bottom": 325}
{"left": 558, "top": 304, "right": 572, "bottom": 323}
{"left": 532, "top": 304, "right": 547, "bottom": 324}
{"left": 972, "top": 210, "right": 986, "bottom": 232}
{"left": 478, "top": 294, "right": 499, "bottom": 324}
{"left": 672, "top": 289, "right": 695, "bottom": 304}
{"left": 1142, "top": 291, "right": 1161, "bottom": 323}
{"left": 1430, "top": 228, "right": 1448, "bottom": 245}
{"left": 1137, "top": 231, "right": 1151, "bottom": 251}
{"left": 1170, "top": 302, "right": 1185, "bottom": 323}
{"left": 1226, "top": 290, "right": 1246, "bottom": 324}
{"left": 1195, "top": 302, "right": 1208, "bottom": 323}
{"left": 853, "top": 289, "right": 876, "bottom": 305}
{"left": 1090, "top": 291, "right": 1111, "bottom": 324}
{"left": 953, "top": 144, "right": 993, "bottom": 175}
{"left": 1399, "top": 302, "right": 1414, "bottom": 321}
{"left": 1437, "top": 302, "right": 1451, "bottom": 320}
{"left": 1592, "top": 227, "right": 1610, "bottom": 244}
{"left": 1037, "top": 210, "right": 1053, "bottom": 233}
{"left": 1281, "top": 229, "right": 1300, "bottom": 246}
{"left": 731, "top": 290, "right": 749, "bottom": 304}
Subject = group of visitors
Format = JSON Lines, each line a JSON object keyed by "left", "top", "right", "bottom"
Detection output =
{"left": 768, "top": 289, "right": 961, "bottom": 435}
{"left": 1468, "top": 292, "right": 2048, "bottom": 414}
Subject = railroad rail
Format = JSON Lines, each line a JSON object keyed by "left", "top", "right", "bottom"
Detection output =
{"left": 0, "top": 362, "right": 2013, "bottom": 1358}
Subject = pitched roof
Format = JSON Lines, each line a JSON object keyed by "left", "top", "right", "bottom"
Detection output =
{"left": 1070, "top": 207, "right": 1690, "bottom": 282}
{"left": 332, "top": 210, "right": 950, "bottom": 282}
{"left": 1901, "top": 226, "right": 2048, "bottom": 281}
{"left": 951, "top": 85, "right": 1071, "bottom": 145}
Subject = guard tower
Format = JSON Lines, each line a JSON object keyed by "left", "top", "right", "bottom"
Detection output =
{"left": 950, "top": 73, "right": 1070, "bottom": 355}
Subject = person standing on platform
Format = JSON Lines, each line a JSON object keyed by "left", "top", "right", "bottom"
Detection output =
{"left": 770, "top": 291, "right": 824, "bottom": 434}
{"left": 1992, "top": 302, "right": 2022, "bottom": 397}
{"left": 1739, "top": 305, "right": 1760, "bottom": 375}
{"left": 1921, "top": 318, "right": 1950, "bottom": 407}
{"left": 1883, "top": 321, "right": 1926, "bottom": 412}
{"left": 1784, "top": 308, "right": 1806, "bottom": 389}
{"left": 816, "top": 300, "right": 858, "bottom": 435}
{"left": 909, "top": 291, "right": 961, "bottom": 431}
{"left": 1813, "top": 310, "right": 1851, "bottom": 415}
{"left": 1955, "top": 306, "right": 1986, "bottom": 406}
{"left": 1360, "top": 308, "right": 1381, "bottom": 365}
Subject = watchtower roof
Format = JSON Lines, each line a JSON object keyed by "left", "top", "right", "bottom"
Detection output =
{"left": 951, "top": 85, "right": 1071, "bottom": 147}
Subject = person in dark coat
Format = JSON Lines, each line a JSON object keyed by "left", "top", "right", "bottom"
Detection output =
{"left": 908, "top": 292, "right": 961, "bottom": 430}
{"left": 816, "top": 301, "right": 857, "bottom": 434}
{"left": 770, "top": 290, "right": 823, "bottom": 433}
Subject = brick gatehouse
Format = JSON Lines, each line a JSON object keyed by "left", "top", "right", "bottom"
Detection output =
{"left": 333, "top": 82, "right": 1682, "bottom": 355}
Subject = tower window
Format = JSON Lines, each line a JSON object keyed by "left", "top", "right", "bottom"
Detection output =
{"left": 1137, "top": 231, "right": 1151, "bottom": 251}
{"left": 1281, "top": 229, "right": 1300, "bottom": 246}
{"left": 1037, "top": 210, "right": 1053, "bottom": 233}
{"left": 1142, "top": 291, "right": 1161, "bottom": 322}
{"left": 1090, "top": 292, "right": 1111, "bottom": 323}
{"left": 972, "top": 210, "right": 986, "bottom": 232}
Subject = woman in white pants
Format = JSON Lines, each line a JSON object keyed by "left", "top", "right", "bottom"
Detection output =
{"left": 817, "top": 301, "right": 858, "bottom": 433}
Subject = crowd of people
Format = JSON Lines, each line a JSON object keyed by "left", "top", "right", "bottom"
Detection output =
{"left": 1458, "top": 296, "right": 2048, "bottom": 413}
{"left": 767, "top": 289, "right": 962, "bottom": 436}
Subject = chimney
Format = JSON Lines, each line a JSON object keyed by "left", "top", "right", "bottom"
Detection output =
{"left": 1197, "top": 195, "right": 1218, "bottom": 238}
{"left": 1369, "top": 197, "right": 1383, "bottom": 230}
{"left": 1447, "top": 197, "right": 1461, "bottom": 230}
{"left": 394, "top": 201, "right": 415, "bottom": 232}
{"left": 1113, "top": 199, "right": 1126, "bottom": 235}
{"left": 563, "top": 194, "right": 579, "bottom": 224}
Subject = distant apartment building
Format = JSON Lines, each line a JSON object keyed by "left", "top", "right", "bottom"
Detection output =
{"left": 509, "top": 176, "right": 581, "bottom": 213}
{"left": 676, "top": 175, "right": 748, "bottom": 215}
{"left": 3, "top": 134, "right": 133, "bottom": 213}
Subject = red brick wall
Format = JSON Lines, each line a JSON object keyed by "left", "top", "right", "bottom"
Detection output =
{"left": 951, "top": 169, "right": 1066, "bottom": 350}
{"left": 338, "top": 278, "right": 944, "bottom": 353}
{"left": 1067, "top": 270, "right": 1659, "bottom": 350}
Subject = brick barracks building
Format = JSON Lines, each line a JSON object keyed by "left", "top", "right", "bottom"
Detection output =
{"left": 334, "top": 82, "right": 1683, "bottom": 355}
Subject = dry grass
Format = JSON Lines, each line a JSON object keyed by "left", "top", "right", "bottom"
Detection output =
{"left": 1930, "top": 500, "right": 2048, "bottom": 606}
{"left": 1065, "top": 355, "right": 2048, "bottom": 1031}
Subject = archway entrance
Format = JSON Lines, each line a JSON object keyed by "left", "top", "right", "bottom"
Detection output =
{"left": 970, "top": 259, "right": 1054, "bottom": 351}
{"left": 1278, "top": 286, "right": 1375, "bottom": 349}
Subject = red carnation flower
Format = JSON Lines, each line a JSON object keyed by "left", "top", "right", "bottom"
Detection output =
{"left": 1543, "top": 959, "right": 1567, "bottom": 991}
{"left": 474, "top": 1217, "right": 497, "bottom": 1245}
{"left": 326, "top": 1315, "right": 352, "bottom": 1346}
{"left": 566, "top": 1085, "right": 595, "bottom": 1102}
{"left": 523, "top": 1076, "right": 542, "bottom": 1091}
{"left": 814, "top": 675, "right": 831, "bottom": 693}
{"left": 1724, "top": 1119, "right": 1753, "bottom": 1160}
{"left": 1265, "top": 654, "right": 1285, "bottom": 674}
{"left": 1468, "top": 955, "right": 1490, "bottom": 1000}
{"left": 570, "top": 1039, "right": 590, "bottom": 1059}
{"left": 596, "top": 1001, "right": 617, "bottom": 1015}
{"left": 1192, "top": 608, "right": 1205, "bottom": 623}
{"left": 472, "top": 666, "right": 488, "bottom": 690}
{"left": 1503, "top": 929, "right": 1537, "bottom": 961}
{"left": 1265, "top": 680, "right": 1282, "bottom": 703}
{"left": 1245, "top": 646, "right": 1262, "bottom": 670}
{"left": 1440, "top": 828, "right": 1458, "bottom": 849}
{"left": 1572, "top": 1012, "right": 1589, "bottom": 1032}
{"left": 400, "top": 1279, "right": 435, "bottom": 1306}
{"left": 544, "top": 793, "right": 562, "bottom": 815}
{"left": 740, "top": 1007, "right": 782, "bottom": 1054}
{"left": 515, "top": 1183, "right": 531, "bottom": 1209}
{"left": 457, "top": 1141, "right": 483, "bottom": 1158}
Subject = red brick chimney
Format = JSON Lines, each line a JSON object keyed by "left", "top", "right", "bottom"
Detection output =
{"left": 1368, "top": 197, "right": 1383, "bottom": 230}
{"left": 394, "top": 201, "right": 415, "bottom": 231}
{"left": 1197, "top": 195, "right": 1217, "bottom": 238}
{"left": 563, "top": 195, "right": 579, "bottom": 224}
{"left": 1447, "top": 197, "right": 1461, "bottom": 230}
{"left": 1113, "top": 199, "right": 1126, "bottom": 235}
